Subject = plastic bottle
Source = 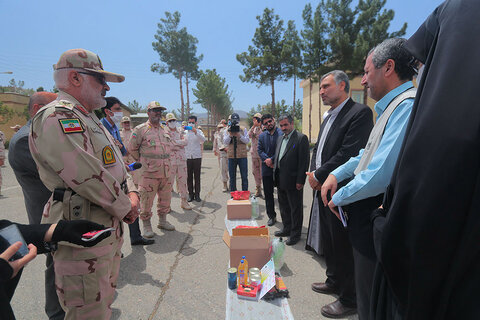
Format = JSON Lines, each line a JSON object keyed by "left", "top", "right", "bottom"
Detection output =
{"left": 272, "top": 237, "right": 286, "bottom": 272}
{"left": 238, "top": 260, "right": 248, "bottom": 285}
{"left": 242, "top": 255, "right": 249, "bottom": 274}
{"left": 251, "top": 196, "right": 259, "bottom": 219}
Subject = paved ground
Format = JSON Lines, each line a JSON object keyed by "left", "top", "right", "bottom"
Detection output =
{"left": 5, "top": 150, "right": 358, "bottom": 319}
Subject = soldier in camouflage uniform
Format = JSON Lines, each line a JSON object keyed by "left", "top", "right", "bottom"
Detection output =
{"left": 128, "top": 101, "right": 175, "bottom": 237}
{"left": 248, "top": 113, "right": 263, "bottom": 197}
{"left": 165, "top": 113, "right": 192, "bottom": 210}
{"left": 213, "top": 122, "right": 229, "bottom": 192}
{"left": 0, "top": 130, "right": 5, "bottom": 195}
{"left": 120, "top": 116, "right": 141, "bottom": 186}
{"left": 29, "top": 48, "right": 140, "bottom": 320}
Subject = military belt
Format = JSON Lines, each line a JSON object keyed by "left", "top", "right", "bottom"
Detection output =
{"left": 53, "top": 188, "right": 75, "bottom": 202}
{"left": 142, "top": 154, "right": 170, "bottom": 159}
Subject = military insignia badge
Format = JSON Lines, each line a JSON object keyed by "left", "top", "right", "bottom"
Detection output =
{"left": 102, "top": 146, "right": 116, "bottom": 165}
{"left": 59, "top": 119, "right": 84, "bottom": 134}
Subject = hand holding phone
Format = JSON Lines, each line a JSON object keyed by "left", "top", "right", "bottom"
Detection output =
{"left": 81, "top": 228, "right": 116, "bottom": 242}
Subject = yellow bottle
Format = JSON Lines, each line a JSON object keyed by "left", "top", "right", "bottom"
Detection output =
{"left": 238, "top": 260, "right": 249, "bottom": 285}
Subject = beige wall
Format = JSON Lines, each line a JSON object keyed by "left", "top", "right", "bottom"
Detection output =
{"left": 0, "top": 92, "right": 30, "bottom": 141}
{"left": 300, "top": 76, "right": 376, "bottom": 143}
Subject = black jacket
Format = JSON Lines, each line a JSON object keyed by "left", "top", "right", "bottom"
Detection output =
{"left": 273, "top": 130, "right": 310, "bottom": 190}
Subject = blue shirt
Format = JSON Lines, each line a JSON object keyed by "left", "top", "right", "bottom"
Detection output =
{"left": 331, "top": 81, "right": 415, "bottom": 206}
{"left": 258, "top": 127, "right": 282, "bottom": 176}
{"left": 101, "top": 117, "right": 127, "bottom": 156}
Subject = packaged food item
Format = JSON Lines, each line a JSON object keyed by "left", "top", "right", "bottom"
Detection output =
{"left": 237, "top": 284, "right": 259, "bottom": 301}
{"left": 228, "top": 268, "right": 237, "bottom": 289}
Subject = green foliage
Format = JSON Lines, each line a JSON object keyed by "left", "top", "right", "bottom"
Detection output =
{"left": 193, "top": 69, "right": 233, "bottom": 123}
{"left": 0, "top": 101, "right": 15, "bottom": 124}
{"left": 152, "top": 11, "right": 203, "bottom": 121}
{"left": 36, "top": 86, "right": 45, "bottom": 92}
{"left": 128, "top": 100, "right": 146, "bottom": 114}
{"left": 237, "top": 8, "right": 288, "bottom": 117}
{"left": 1, "top": 79, "right": 35, "bottom": 96}
{"left": 246, "top": 99, "right": 302, "bottom": 127}
{"left": 203, "top": 141, "right": 213, "bottom": 150}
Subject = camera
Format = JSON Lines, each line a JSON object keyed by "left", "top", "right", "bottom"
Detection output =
{"left": 228, "top": 113, "right": 240, "bottom": 133}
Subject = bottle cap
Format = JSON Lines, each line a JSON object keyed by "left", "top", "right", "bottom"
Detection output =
{"left": 240, "top": 260, "right": 244, "bottom": 263}
{"left": 242, "top": 256, "right": 246, "bottom": 259}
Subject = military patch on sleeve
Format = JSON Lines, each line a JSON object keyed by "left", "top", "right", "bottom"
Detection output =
{"left": 102, "top": 145, "right": 116, "bottom": 165}
{"left": 58, "top": 118, "right": 84, "bottom": 134}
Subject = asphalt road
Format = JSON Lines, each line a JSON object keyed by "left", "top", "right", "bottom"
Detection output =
{"left": 5, "top": 150, "right": 358, "bottom": 320}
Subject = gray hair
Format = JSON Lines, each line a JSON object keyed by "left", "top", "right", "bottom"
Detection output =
{"left": 368, "top": 38, "right": 416, "bottom": 81}
{"left": 278, "top": 114, "right": 294, "bottom": 124}
{"left": 53, "top": 68, "right": 86, "bottom": 91}
{"left": 321, "top": 70, "right": 350, "bottom": 93}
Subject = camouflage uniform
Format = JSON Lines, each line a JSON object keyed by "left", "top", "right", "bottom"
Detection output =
{"left": 128, "top": 119, "right": 174, "bottom": 233}
{"left": 0, "top": 130, "right": 5, "bottom": 194}
{"left": 167, "top": 127, "right": 188, "bottom": 200}
{"left": 248, "top": 124, "right": 263, "bottom": 196}
{"left": 120, "top": 127, "right": 141, "bottom": 185}
{"left": 213, "top": 127, "right": 229, "bottom": 191}
{"left": 29, "top": 92, "right": 135, "bottom": 320}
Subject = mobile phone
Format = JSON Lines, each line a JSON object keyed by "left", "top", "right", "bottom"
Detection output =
{"left": 184, "top": 126, "right": 192, "bottom": 130}
{"left": 81, "top": 227, "right": 115, "bottom": 242}
{"left": 0, "top": 224, "right": 29, "bottom": 261}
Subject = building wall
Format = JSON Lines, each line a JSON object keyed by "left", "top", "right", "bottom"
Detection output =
{"left": 0, "top": 92, "right": 30, "bottom": 141}
{"left": 300, "top": 76, "right": 376, "bottom": 143}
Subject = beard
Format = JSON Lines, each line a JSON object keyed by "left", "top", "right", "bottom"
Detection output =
{"left": 80, "top": 80, "right": 106, "bottom": 110}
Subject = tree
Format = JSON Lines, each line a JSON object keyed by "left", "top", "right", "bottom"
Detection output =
{"left": 300, "top": 2, "right": 329, "bottom": 141}
{"left": 152, "top": 11, "right": 203, "bottom": 121}
{"left": 193, "top": 69, "right": 233, "bottom": 125}
{"left": 36, "top": 86, "right": 45, "bottom": 92}
{"left": 127, "top": 100, "right": 146, "bottom": 114}
{"left": 282, "top": 20, "right": 303, "bottom": 116}
{"left": 352, "top": 0, "right": 407, "bottom": 103}
{"left": 247, "top": 99, "right": 301, "bottom": 127}
{"left": 237, "top": 8, "right": 287, "bottom": 118}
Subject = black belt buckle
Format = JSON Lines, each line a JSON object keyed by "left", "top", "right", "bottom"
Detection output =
{"left": 53, "top": 188, "right": 65, "bottom": 202}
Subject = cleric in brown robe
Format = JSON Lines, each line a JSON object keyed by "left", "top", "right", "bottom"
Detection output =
{"left": 371, "top": 0, "right": 480, "bottom": 319}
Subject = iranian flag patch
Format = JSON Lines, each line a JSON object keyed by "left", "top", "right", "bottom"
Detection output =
{"left": 59, "top": 119, "right": 84, "bottom": 134}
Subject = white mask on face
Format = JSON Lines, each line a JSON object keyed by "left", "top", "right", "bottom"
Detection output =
{"left": 168, "top": 122, "right": 176, "bottom": 129}
{"left": 111, "top": 112, "right": 123, "bottom": 127}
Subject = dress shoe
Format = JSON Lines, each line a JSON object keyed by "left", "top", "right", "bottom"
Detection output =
{"left": 285, "top": 237, "right": 300, "bottom": 246}
{"left": 194, "top": 195, "right": 201, "bottom": 202}
{"left": 131, "top": 237, "right": 155, "bottom": 246}
{"left": 311, "top": 282, "right": 339, "bottom": 295}
{"left": 187, "top": 195, "right": 194, "bottom": 202}
{"left": 321, "top": 299, "right": 357, "bottom": 319}
{"left": 274, "top": 229, "right": 289, "bottom": 237}
{"left": 267, "top": 217, "right": 276, "bottom": 226}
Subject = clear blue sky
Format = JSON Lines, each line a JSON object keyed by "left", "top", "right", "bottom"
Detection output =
{"left": 0, "top": 0, "right": 442, "bottom": 114}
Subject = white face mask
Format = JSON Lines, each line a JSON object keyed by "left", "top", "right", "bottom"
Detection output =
{"left": 168, "top": 122, "right": 176, "bottom": 129}
{"left": 111, "top": 112, "right": 123, "bottom": 127}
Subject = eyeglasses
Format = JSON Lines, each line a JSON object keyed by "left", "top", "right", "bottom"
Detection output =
{"left": 149, "top": 108, "right": 163, "bottom": 113}
{"left": 77, "top": 71, "right": 107, "bottom": 86}
{"left": 263, "top": 119, "right": 273, "bottom": 125}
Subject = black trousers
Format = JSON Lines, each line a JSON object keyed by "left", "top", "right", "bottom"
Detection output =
{"left": 128, "top": 218, "right": 141, "bottom": 242}
{"left": 262, "top": 175, "right": 276, "bottom": 219}
{"left": 344, "top": 194, "right": 383, "bottom": 320}
{"left": 187, "top": 158, "right": 202, "bottom": 196}
{"left": 319, "top": 196, "right": 356, "bottom": 308}
{"left": 277, "top": 186, "right": 303, "bottom": 240}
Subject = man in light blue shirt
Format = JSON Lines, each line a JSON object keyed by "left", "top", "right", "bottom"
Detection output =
{"left": 321, "top": 38, "right": 417, "bottom": 320}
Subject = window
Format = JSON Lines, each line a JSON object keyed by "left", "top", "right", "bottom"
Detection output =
{"left": 351, "top": 90, "right": 364, "bottom": 104}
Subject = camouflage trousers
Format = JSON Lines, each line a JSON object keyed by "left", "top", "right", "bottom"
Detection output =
{"left": 251, "top": 156, "right": 262, "bottom": 187}
{"left": 53, "top": 237, "right": 123, "bottom": 320}
{"left": 218, "top": 151, "right": 229, "bottom": 183}
{"left": 139, "top": 176, "right": 173, "bottom": 219}
{"left": 172, "top": 161, "right": 188, "bottom": 200}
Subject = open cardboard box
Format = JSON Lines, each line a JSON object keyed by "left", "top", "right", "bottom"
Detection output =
{"left": 226, "top": 199, "right": 252, "bottom": 220}
{"left": 223, "top": 227, "right": 270, "bottom": 269}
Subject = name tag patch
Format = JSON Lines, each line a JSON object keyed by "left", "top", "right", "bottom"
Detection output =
{"left": 102, "top": 146, "right": 116, "bottom": 165}
{"left": 59, "top": 119, "right": 84, "bottom": 134}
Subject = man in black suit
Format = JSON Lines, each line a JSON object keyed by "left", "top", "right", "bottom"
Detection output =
{"left": 273, "top": 114, "right": 309, "bottom": 246}
{"left": 306, "top": 71, "right": 373, "bottom": 318}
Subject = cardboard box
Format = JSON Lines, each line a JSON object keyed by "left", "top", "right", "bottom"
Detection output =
{"left": 223, "top": 227, "right": 270, "bottom": 269}
{"left": 227, "top": 199, "right": 252, "bottom": 220}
